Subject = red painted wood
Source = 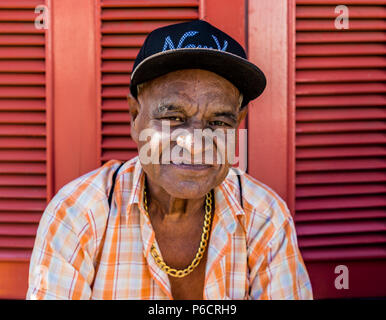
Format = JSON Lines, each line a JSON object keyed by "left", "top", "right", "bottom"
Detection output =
{"left": 0, "top": 0, "right": 52, "bottom": 299}
{"left": 294, "top": 0, "right": 386, "bottom": 299}
{"left": 0, "top": 262, "right": 29, "bottom": 299}
{"left": 247, "top": 0, "right": 289, "bottom": 202}
{"left": 53, "top": 0, "right": 99, "bottom": 190}
{"left": 294, "top": 208, "right": 386, "bottom": 222}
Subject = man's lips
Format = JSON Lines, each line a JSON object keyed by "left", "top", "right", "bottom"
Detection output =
{"left": 168, "top": 162, "right": 213, "bottom": 171}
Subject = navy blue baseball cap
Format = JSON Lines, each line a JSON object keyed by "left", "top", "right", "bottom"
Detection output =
{"left": 130, "top": 19, "right": 266, "bottom": 109}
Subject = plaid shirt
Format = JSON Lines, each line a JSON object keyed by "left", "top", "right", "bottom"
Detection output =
{"left": 27, "top": 156, "right": 313, "bottom": 300}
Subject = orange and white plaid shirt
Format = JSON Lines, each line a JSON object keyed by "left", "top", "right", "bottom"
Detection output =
{"left": 27, "top": 156, "right": 313, "bottom": 300}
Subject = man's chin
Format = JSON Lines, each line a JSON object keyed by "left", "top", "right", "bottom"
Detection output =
{"left": 160, "top": 180, "right": 213, "bottom": 199}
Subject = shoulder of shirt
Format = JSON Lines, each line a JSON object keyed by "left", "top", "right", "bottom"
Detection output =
{"left": 51, "top": 157, "right": 138, "bottom": 212}
{"left": 226, "top": 168, "right": 294, "bottom": 239}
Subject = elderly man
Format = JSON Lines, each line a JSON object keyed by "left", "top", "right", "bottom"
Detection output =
{"left": 27, "top": 20, "right": 312, "bottom": 300}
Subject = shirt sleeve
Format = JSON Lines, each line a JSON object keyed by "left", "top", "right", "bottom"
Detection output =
{"left": 26, "top": 193, "right": 97, "bottom": 300}
{"left": 248, "top": 215, "right": 313, "bottom": 300}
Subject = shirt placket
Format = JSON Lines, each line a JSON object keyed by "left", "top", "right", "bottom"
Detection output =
{"left": 138, "top": 202, "right": 173, "bottom": 299}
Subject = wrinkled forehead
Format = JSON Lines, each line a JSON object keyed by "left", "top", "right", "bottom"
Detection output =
{"left": 137, "top": 69, "right": 242, "bottom": 111}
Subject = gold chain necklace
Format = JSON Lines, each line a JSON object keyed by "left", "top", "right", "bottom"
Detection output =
{"left": 143, "top": 185, "right": 213, "bottom": 278}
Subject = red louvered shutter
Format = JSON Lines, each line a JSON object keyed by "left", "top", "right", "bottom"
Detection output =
{"left": 294, "top": 0, "right": 386, "bottom": 298}
{"left": 0, "top": 0, "right": 51, "bottom": 299}
{"left": 99, "top": 0, "right": 199, "bottom": 163}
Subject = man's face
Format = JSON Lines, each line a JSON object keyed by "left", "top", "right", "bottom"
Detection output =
{"left": 129, "top": 69, "right": 246, "bottom": 199}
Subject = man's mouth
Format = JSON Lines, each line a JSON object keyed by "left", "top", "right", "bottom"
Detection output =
{"left": 169, "top": 162, "right": 213, "bottom": 171}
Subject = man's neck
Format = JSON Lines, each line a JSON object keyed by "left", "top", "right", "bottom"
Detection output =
{"left": 144, "top": 175, "right": 207, "bottom": 221}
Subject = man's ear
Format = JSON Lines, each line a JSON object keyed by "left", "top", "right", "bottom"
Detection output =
{"left": 127, "top": 93, "right": 140, "bottom": 144}
{"left": 237, "top": 106, "right": 248, "bottom": 124}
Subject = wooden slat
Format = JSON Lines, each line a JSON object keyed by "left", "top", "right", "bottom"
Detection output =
{"left": 102, "top": 34, "right": 146, "bottom": 47}
{"left": 0, "top": 223, "right": 38, "bottom": 236}
{"left": 0, "top": 237, "right": 35, "bottom": 249}
{"left": 296, "top": 95, "right": 385, "bottom": 107}
{"left": 296, "top": 0, "right": 386, "bottom": 5}
{"left": 297, "top": 83, "right": 386, "bottom": 95}
{"left": 0, "top": 136, "right": 46, "bottom": 149}
{"left": 296, "top": 107, "right": 385, "bottom": 120}
{"left": 0, "top": 73, "right": 45, "bottom": 85}
{"left": 102, "top": 111, "right": 130, "bottom": 123}
{"left": 294, "top": 208, "right": 386, "bottom": 222}
{"left": 102, "top": 137, "right": 137, "bottom": 149}
{"left": 296, "top": 171, "right": 386, "bottom": 185}
{"left": 296, "top": 219, "right": 386, "bottom": 236}
{"left": 101, "top": 0, "right": 198, "bottom": 8}
{"left": 0, "top": 47, "right": 45, "bottom": 59}
{"left": 0, "top": 2, "right": 47, "bottom": 265}
{"left": 0, "top": 163, "right": 46, "bottom": 174}
{"left": 296, "top": 19, "right": 386, "bottom": 31}
{"left": 295, "top": 194, "right": 386, "bottom": 210}
{"left": 298, "top": 233, "right": 386, "bottom": 248}
{"left": 0, "top": 186, "right": 46, "bottom": 199}
{"left": 102, "top": 60, "right": 133, "bottom": 73}
{"left": 102, "top": 86, "right": 131, "bottom": 98}
{"left": 0, "top": 111, "right": 46, "bottom": 124}
{"left": 102, "top": 124, "right": 132, "bottom": 136}
{"left": 296, "top": 56, "right": 386, "bottom": 69}
{"left": 0, "top": 249, "right": 31, "bottom": 261}
{"left": 0, "top": 99, "right": 45, "bottom": 111}
{"left": 0, "top": 124, "right": 45, "bottom": 136}
{"left": 296, "top": 69, "right": 386, "bottom": 83}
{"left": 296, "top": 132, "right": 386, "bottom": 147}
{"left": 0, "top": 212, "right": 42, "bottom": 223}
{"left": 300, "top": 245, "right": 386, "bottom": 262}
{"left": 101, "top": 150, "right": 138, "bottom": 162}
{"left": 0, "top": 86, "right": 45, "bottom": 98}
{"left": 102, "top": 99, "right": 130, "bottom": 111}
{"left": 296, "top": 183, "right": 386, "bottom": 197}
{"left": 0, "top": 9, "right": 41, "bottom": 22}
{"left": 296, "top": 146, "right": 386, "bottom": 159}
{"left": 0, "top": 149, "right": 46, "bottom": 161}
{"left": 0, "top": 1, "right": 44, "bottom": 9}
{"left": 0, "top": 175, "right": 46, "bottom": 187}
{"left": 296, "top": 158, "right": 386, "bottom": 172}
{"left": 101, "top": 20, "right": 190, "bottom": 34}
{"left": 296, "top": 121, "right": 386, "bottom": 133}
{"left": 0, "top": 34, "right": 45, "bottom": 46}
{"left": 102, "top": 74, "right": 131, "bottom": 85}
{"left": 296, "top": 6, "right": 386, "bottom": 19}
{"left": 101, "top": 8, "right": 197, "bottom": 20}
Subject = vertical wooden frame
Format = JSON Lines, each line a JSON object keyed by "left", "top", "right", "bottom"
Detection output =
{"left": 287, "top": 0, "right": 296, "bottom": 214}
{"left": 46, "top": 0, "right": 54, "bottom": 200}
{"left": 95, "top": 0, "right": 102, "bottom": 166}
{"left": 247, "top": 0, "right": 291, "bottom": 206}
{"left": 52, "top": 0, "right": 99, "bottom": 193}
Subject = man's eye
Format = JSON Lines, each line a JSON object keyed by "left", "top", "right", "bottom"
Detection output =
{"left": 210, "top": 120, "right": 229, "bottom": 127}
{"left": 164, "top": 116, "right": 184, "bottom": 122}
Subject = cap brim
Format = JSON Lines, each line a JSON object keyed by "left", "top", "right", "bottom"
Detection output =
{"left": 130, "top": 48, "right": 266, "bottom": 108}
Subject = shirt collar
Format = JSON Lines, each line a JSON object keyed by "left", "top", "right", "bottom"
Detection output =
{"left": 127, "top": 156, "right": 145, "bottom": 207}
{"left": 214, "top": 170, "right": 245, "bottom": 235}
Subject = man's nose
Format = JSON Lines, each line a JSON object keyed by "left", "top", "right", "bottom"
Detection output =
{"left": 176, "top": 130, "right": 209, "bottom": 156}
